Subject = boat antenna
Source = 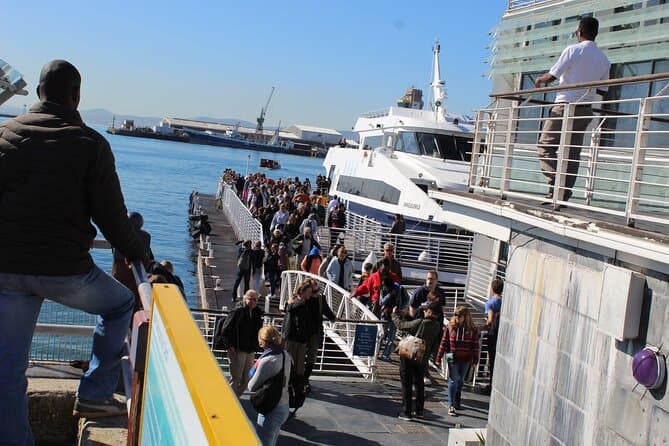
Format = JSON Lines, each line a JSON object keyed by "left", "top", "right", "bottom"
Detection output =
{"left": 430, "top": 39, "right": 447, "bottom": 121}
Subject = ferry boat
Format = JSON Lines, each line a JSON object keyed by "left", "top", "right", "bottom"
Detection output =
{"left": 323, "top": 40, "right": 476, "bottom": 229}
{"left": 259, "top": 158, "right": 280, "bottom": 169}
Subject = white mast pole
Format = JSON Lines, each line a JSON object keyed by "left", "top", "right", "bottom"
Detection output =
{"left": 430, "top": 39, "right": 447, "bottom": 121}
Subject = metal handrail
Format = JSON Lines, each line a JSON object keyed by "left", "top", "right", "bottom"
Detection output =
{"left": 491, "top": 72, "right": 669, "bottom": 99}
{"left": 469, "top": 90, "right": 669, "bottom": 227}
{"left": 278, "top": 270, "right": 382, "bottom": 380}
{"left": 330, "top": 211, "right": 473, "bottom": 281}
{"left": 218, "top": 180, "right": 265, "bottom": 246}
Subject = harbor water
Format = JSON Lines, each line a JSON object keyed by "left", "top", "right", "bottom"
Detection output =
{"left": 94, "top": 125, "right": 325, "bottom": 305}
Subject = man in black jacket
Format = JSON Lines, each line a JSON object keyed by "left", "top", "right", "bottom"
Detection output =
{"left": 0, "top": 60, "right": 148, "bottom": 443}
{"left": 221, "top": 289, "right": 263, "bottom": 396}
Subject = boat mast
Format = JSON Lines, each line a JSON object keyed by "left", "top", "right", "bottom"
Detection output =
{"left": 430, "top": 39, "right": 447, "bottom": 121}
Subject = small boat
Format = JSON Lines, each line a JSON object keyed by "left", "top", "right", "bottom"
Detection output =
{"left": 260, "top": 158, "right": 280, "bottom": 169}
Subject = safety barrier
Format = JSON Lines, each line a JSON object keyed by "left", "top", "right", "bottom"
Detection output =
{"left": 217, "top": 180, "right": 265, "bottom": 246}
{"left": 324, "top": 211, "right": 473, "bottom": 282}
{"left": 470, "top": 73, "right": 669, "bottom": 227}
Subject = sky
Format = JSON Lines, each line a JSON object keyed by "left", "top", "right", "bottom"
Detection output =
{"left": 2, "top": 1, "right": 507, "bottom": 130}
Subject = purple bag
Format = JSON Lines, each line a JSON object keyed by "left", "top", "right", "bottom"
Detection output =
{"left": 632, "top": 347, "right": 666, "bottom": 390}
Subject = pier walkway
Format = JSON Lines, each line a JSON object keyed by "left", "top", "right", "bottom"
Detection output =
{"left": 194, "top": 192, "right": 490, "bottom": 445}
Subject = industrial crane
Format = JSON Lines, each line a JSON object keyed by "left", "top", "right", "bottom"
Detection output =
{"left": 255, "top": 86, "right": 275, "bottom": 139}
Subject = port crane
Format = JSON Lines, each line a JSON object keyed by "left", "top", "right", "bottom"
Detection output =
{"left": 255, "top": 86, "right": 275, "bottom": 139}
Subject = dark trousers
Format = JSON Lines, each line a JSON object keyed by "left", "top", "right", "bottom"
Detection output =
{"left": 488, "top": 334, "right": 498, "bottom": 380}
{"left": 266, "top": 270, "right": 277, "bottom": 295}
{"left": 232, "top": 268, "right": 250, "bottom": 299}
{"left": 538, "top": 104, "right": 593, "bottom": 199}
{"left": 399, "top": 358, "right": 425, "bottom": 414}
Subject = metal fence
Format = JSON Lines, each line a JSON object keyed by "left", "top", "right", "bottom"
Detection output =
{"left": 470, "top": 74, "right": 669, "bottom": 227}
{"left": 217, "top": 180, "right": 265, "bottom": 246}
{"left": 324, "top": 211, "right": 473, "bottom": 282}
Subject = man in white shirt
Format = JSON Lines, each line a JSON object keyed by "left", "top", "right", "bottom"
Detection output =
{"left": 535, "top": 17, "right": 610, "bottom": 204}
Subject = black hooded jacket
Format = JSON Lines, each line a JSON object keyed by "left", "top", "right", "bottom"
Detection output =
{"left": 0, "top": 101, "right": 146, "bottom": 275}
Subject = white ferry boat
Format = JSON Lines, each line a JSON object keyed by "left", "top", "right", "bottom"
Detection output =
{"left": 323, "top": 40, "right": 477, "bottom": 230}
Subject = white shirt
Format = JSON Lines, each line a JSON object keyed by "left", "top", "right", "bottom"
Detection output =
{"left": 549, "top": 40, "right": 610, "bottom": 103}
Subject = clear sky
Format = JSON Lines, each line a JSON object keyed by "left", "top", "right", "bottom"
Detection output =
{"left": 3, "top": 0, "right": 507, "bottom": 130}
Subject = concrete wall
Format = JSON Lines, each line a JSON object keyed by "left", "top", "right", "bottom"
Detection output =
{"left": 487, "top": 234, "right": 669, "bottom": 446}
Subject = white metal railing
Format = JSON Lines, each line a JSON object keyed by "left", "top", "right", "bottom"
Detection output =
{"left": 217, "top": 180, "right": 264, "bottom": 246}
{"left": 507, "top": 0, "right": 555, "bottom": 12}
{"left": 325, "top": 211, "right": 473, "bottom": 281}
{"left": 470, "top": 74, "right": 669, "bottom": 227}
{"left": 278, "top": 270, "right": 383, "bottom": 380}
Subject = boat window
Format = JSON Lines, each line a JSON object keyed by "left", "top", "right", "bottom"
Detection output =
{"left": 361, "top": 135, "right": 382, "bottom": 150}
{"left": 417, "top": 133, "right": 440, "bottom": 157}
{"left": 415, "top": 132, "right": 471, "bottom": 162}
{"left": 396, "top": 132, "right": 420, "bottom": 154}
{"left": 336, "top": 175, "right": 400, "bottom": 205}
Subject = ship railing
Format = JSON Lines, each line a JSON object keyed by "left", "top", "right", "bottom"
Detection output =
{"left": 327, "top": 211, "right": 473, "bottom": 281}
{"left": 217, "top": 180, "right": 265, "bottom": 246}
{"left": 469, "top": 72, "right": 669, "bottom": 228}
{"left": 506, "top": 0, "right": 557, "bottom": 13}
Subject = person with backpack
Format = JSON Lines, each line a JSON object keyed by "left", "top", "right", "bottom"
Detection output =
{"left": 251, "top": 240, "right": 265, "bottom": 295}
{"left": 232, "top": 240, "right": 252, "bottom": 301}
{"left": 247, "top": 326, "right": 292, "bottom": 446}
{"left": 484, "top": 278, "right": 503, "bottom": 393}
{"left": 378, "top": 276, "right": 409, "bottom": 361}
{"left": 391, "top": 301, "right": 442, "bottom": 421}
{"left": 220, "top": 289, "right": 263, "bottom": 396}
{"left": 282, "top": 281, "right": 313, "bottom": 414}
{"left": 263, "top": 243, "right": 280, "bottom": 297}
{"left": 300, "top": 247, "right": 322, "bottom": 275}
{"left": 304, "top": 280, "right": 336, "bottom": 393}
{"left": 435, "top": 306, "right": 480, "bottom": 417}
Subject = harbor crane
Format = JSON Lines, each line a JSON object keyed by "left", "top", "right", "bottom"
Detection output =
{"left": 255, "top": 86, "right": 275, "bottom": 139}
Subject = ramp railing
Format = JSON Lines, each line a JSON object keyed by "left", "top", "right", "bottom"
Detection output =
{"left": 217, "top": 180, "right": 265, "bottom": 246}
{"left": 278, "top": 270, "right": 383, "bottom": 380}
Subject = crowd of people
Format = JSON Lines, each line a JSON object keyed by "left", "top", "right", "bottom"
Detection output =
{"left": 220, "top": 168, "right": 504, "bottom": 433}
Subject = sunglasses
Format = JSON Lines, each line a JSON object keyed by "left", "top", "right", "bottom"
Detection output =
{"left": 454, "top": 313, "right": 464, "bottom": 317}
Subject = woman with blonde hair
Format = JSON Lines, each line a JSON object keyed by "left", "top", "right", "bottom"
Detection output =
{"left": 248, "top": 325, "right": 293, "bottom": 446}
{"left": 435, "top": 306, "right": 479, "bottom": 417}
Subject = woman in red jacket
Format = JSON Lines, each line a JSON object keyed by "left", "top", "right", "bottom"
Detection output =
{"left": 350, "top": 260, "right": 399, "bottom": 315}
{"left": 435, "top": 306, "right": 479, "bottom": 417}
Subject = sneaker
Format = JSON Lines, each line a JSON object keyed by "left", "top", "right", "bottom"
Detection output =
{"left": 414, "top": 411, "right": 424, "bottom": 419}
{"left": 448, "top": 406, "right": 457, "bottom": 416}
{"left": 423, "top": 376, "right": 431, "bottom": 385}
{"left": 398, "top": 411, "right": 413, "bottom": 421}
{"left": 73, "top": 397, "right": 127, "bottom": 419}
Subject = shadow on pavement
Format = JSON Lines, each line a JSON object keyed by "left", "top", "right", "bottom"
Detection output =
{"left": 279, "top": 418, "right": 385, "bottom": 446}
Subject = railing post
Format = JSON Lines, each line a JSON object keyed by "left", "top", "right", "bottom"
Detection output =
{"left": 625, "top": 98, "right": 651, "bottom": 226}
{"left": 470, "top": 109, "right": 487, "bottom": 190}
{"left": 499, "top": 103, "right": 516, "bottom": 198}
{"left": 554, "top": 103, "right": 575, "bottom": 208}
{"left": 584, "top": 118, "right": 604, "bottom": 206}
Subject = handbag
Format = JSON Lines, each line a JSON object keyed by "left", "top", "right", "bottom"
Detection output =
{"left": 251, "top": 351, "right": 286, "bottom": 414}
{"left": 398, "top": 320, "right": 426, "bottom": 362}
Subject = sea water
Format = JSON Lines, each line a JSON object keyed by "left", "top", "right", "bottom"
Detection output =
{"left": 94, "top": 125, "right": 325, "bottom": 305}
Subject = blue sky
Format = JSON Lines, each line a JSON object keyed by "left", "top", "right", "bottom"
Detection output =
{"left": 2, "top": 1, "right": 506, "bottom": 129}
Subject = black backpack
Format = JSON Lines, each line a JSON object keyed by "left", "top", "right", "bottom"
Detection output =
{"left": 251, "top": 352, "right": 286, "bottom": 414}
{"left": 212, "top": 315, "right": 227, "bottom": 350}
